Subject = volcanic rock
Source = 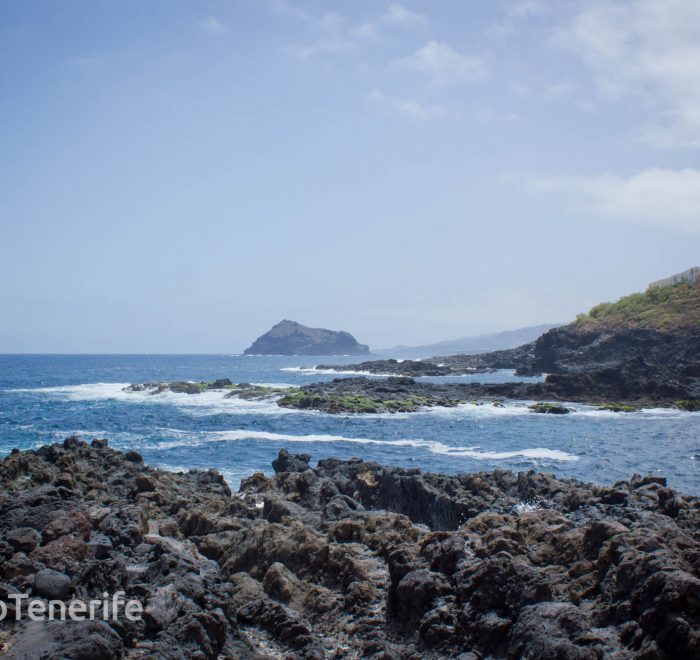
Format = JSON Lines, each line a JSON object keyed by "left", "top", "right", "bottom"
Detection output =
{"left": 0, "top": 439, "right": 698, "bottom": 658}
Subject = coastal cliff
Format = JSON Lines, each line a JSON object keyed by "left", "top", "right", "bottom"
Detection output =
{"left": 311, "top": 280, "right": 700, "bottom": 409}
{"left": 0, "top": 439, "right": 698, "bottom": 658}
{"left": 244, "top": 320, "right": 370, "bottom": 356}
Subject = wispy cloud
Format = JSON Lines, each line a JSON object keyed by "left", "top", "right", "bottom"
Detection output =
{"left": 66, "top": 55, "right": 103, "bottom": 70}
{"left": 289, "top": 11, "right": 386, "bottom": 58}
{"left": 526, "top": 168, "right": 700, "bottom": 234}
{"left": 290, "top": 12, "right": 358, "bottom": 59}
{"left": 282, "top": 2, "right": 430, "bottom": 61}
{"left": 383, "top": 2, "right": 427, "bottom": 28}
{"left": 397, "top": 41, "right": 487, "bottom": 85}
{"left": 489, "top": 1, "right": 546, "bottom": 38}
{"left": 510, "top": 1, "right": 546, "bottom": 19}
{"left": 267, "top": 0, "right": 309, "bottom": 21}
{"left": 554, "top": 0, "right": 700, "bottom": 149}
{"left": 197, "top": 16, "right": 228, "bottom": 35}
{"left": 368, "top": 90, "right": 449, "bottom": 122}
{"left": 352, "top": 23, "right": 381, "bottom": 43}
{"left": 475, "top": 109, "right": 519, "bottom": 123}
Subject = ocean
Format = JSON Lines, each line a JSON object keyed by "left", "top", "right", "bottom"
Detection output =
{"left": 1, "top": 354, "right": 698, "bottom": 493}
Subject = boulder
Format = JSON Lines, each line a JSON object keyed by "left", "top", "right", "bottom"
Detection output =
{"left": 34, "top": 569, "right": 71, "bottom": 600}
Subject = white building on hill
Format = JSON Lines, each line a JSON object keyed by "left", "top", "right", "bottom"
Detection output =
{"left": 648, "top": 267, "right": 700, "bottom": 290}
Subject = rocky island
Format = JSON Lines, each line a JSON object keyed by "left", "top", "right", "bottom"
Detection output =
{"left": 244, "top": 320, "right": 370, "bottom": 356}
{"left": 1, "top": 438, "right": 698, "bottom": 658}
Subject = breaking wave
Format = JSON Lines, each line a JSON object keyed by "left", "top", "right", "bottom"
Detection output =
{"left": 153, "top": 429, "right": 579, "bottom": 461}
{"left": 10, "top": 383, "right": 292, "bottom": 416}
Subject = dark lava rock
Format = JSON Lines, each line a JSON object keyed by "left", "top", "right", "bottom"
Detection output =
{"left": 272, "top": 448, "right": 311, "bottom": 473}
{"left": 34, "top": 568, "right": 71, "bottom": 600}
{"left": 529, "top": 402, "right": 571, "bottom": 414}
{"left": 5, "top": 620, "right": 124, "bottom": 660}
{"left": 6, "top": 528, "right": 41, "bottom": 553}
{"left": 244, "top": 319, "right": 370, "bottom": 355}
{"left": 0, "top": 441, "right": 699, "bottom": 658}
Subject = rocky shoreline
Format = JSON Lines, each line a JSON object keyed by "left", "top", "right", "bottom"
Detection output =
{"left": 123, "top": 377, "right": 698, "bottom": 415}
{"left": 1, "top": 439, "right": 699, "bottom": 658}
{"left": 310, "top": 326, "right": 700, "bottom": 412}
{"left": 121, "top": 315, "right": 700, "bottom": 415}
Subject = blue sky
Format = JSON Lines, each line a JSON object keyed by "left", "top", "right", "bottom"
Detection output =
{"left": 1, "top": 0, "right": 699, "bottom": 352}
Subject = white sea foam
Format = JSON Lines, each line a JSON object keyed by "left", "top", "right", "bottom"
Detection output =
{"left": 280, "top": 366, "right": 391, "bottom": 377}
{"left": 567, "top": 404, "right": 689, "bottom": 418}
{"left": 280, "top": 366, "right": 544, "bottom": 383}
{"left": 12, "top": 382, "right": 293, "bottom": 416}
{"left": 404, "top": 401, "right": 535, "bottom": 419}
{"left": 13, "top": 383, "right": 693, "bottom": 421}
{"left": 254, "top": 383, "right": 296, "bottom": 389}
{"left": 513, "top": 501, "right": 541, "bottom": 514}
{"left": 153, "top": 429, "right": 579, "bottom": 461}
{"left": 638, "top": 407, "right": 690, "bottom": 416}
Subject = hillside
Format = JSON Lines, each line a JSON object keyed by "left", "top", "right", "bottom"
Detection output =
{"left": 573, "top": 282, "right": 700, "bottom": 331}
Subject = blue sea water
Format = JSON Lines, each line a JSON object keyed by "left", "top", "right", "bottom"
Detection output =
{"left": 1, "top": 354, "right": 698, "bottom": 494}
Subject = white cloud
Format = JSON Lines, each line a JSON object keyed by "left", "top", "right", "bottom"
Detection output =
{"left": 509, "top": 1, "right": 545, "bottom": 19}
{"left": 197, "top": 16, "right": 228, "bottom": 34}
{"left": 290, "top": 12, "right": 358, "bottom": 59}
{"left": 544, "top": 81, "right": 575, "bottom": 97}
{"left": 397, "top": 41, "right": 486, "bottom": 84}
{"left": 66, "top": 55, "right": 103, "bottom": 70}
{"left": 476, "top": 109, "right": 519, "bottom": 123}
{"left": 489, "top": 1, "right": 545, "bottom": 39}
{"left": 290, "top": 11, "right": 384, "bottom": 58}
{"left": 317, "top": 12, "right": 343, "bottom": 32}
{"left": 555, "top": 0, "right": 700, "bottom": 149}
{"left": 292, "top": 37, "right": 356, "bottom": 59}
{"left": 267, "top": 0, "right": 309, "bottom": 20}
{"left": 383, "top": 2, "right": 427, "bottom": 28}
{"left": 368, "top": 90, "right": 448, "bottom": 121}
{"left": 527, "top": 168, "right": 700, "bottom": 234}
{"left": 287, "top": 2, "right": 427, "bottom": 59}
{"left": 352, "top": 23, "right": 381, "bottom": 42}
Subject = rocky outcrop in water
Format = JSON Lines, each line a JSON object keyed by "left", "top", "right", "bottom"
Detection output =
{"left": 278, "top": 374, "right": 693, "bottom": 413}
{"left": 121, "top": 374, "right": 694, "bottom": 414}
{"left": 244, "top": 321, "right": 370, "bottom": 356}
{"left": 1, "top": 439, "right": 699, "bottom": 658}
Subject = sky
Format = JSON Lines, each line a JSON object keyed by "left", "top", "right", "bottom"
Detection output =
{"left": 1, "top": 0, "right": 699, "bottom": 353}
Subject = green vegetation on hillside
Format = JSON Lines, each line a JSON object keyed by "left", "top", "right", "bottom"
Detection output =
{"left": 574, "top": 283, "right": 700, "bottom": 330}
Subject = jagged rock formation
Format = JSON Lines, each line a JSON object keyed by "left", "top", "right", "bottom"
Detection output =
{"left": 1, "top": 439, "right": 699, "bottom": 658}
{"left": 244, "top": 320, "right": 370, "bottom": 356}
